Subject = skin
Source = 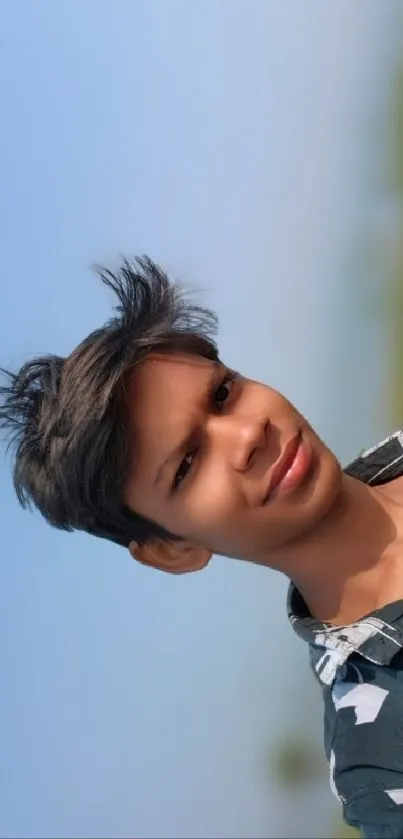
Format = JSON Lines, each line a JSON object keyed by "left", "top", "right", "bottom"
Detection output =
{"left": 123, "top": 351, "right": 403, "bottom": 626}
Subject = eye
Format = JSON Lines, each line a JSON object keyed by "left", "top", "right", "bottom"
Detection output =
{"left": 172, "top": 372, "right": 237, "bottom": 492}
{"left": 173, "top": 450, "right": 198, "bottom": 490}
{"left": 214, "top": 372, "right": 236, "bottom": 409}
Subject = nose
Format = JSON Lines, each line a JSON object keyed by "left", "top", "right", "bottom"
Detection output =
{"left": 209, "top": 414, "right": 269, "bottom": 472}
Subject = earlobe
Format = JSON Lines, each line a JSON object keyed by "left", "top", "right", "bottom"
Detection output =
{"left": 128, "top": 539, "right": 211, "bottom": 574}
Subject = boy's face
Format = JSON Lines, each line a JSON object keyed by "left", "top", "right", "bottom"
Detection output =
{"left": 123, "top": 352, "right": 342, "bottom": 572}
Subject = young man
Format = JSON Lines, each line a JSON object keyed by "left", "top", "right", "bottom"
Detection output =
{"left": 2, "top": 256, "right": 403, "bottom": 837}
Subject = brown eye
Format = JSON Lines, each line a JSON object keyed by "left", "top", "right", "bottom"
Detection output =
{"left": 214, "top": 373, "right": 236, "bottom": 409}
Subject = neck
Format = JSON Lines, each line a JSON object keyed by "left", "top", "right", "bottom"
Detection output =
{"left": 267, "top": 474, "right": 403, "bottom": 625}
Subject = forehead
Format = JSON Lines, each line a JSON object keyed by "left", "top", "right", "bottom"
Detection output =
{"left": 123, "top": 352, "right": 216, "bottom": 445}
{"left": 128, "top": 351, "right": 214, "bottom": 401}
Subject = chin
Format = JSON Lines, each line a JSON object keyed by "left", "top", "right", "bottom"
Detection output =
{"left": 309, "top": 444, "right": 343, "bottom": 525}
{"left": 283, "top": 439, "right": 343, "bottom": 542}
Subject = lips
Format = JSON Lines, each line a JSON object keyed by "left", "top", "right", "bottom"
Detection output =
{"left": 263, "top": 432, "right": 302, "bottom": 503}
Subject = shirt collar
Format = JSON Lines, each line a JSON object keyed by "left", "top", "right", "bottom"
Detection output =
{"left": 287, "top": 429, "right": 403, "bottom": 687}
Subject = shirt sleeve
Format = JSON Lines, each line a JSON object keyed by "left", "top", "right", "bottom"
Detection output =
{"left": 344, "top": 785, "right": 403, "bottom": 838}
{"left": 324, "top": 658, "right": 403, "bottom": 838}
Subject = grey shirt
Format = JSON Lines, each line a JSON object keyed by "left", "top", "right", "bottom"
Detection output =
{"left": 288, "top": 429, "right": 403, "bottom": 837}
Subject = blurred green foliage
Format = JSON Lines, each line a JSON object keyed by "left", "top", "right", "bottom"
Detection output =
{"left": 269, "top": 737, "right": 324, "bottom": 787}
{"left": 385, "top": 56, "right": 403, "bottom": 425}
{"left": 332, "top": 818, "right": 360, "bottom": 839}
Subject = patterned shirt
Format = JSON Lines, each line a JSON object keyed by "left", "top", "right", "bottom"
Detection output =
{"left": 287, "top": 429, "right": 403, "bottom": 838}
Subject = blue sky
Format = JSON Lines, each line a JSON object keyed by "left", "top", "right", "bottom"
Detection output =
{"left": 0, "top": 2, "right": 400, "bottom": 836}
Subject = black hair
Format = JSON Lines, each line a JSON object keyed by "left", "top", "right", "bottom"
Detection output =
{"left": 0, "top": 256, "right": 219, "bottom": 547}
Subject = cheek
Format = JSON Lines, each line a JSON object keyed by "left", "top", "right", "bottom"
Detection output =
{"left": 177, "top": 466, "right": 240, "bottom": 536}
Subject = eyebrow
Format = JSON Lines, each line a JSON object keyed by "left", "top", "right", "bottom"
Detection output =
{"left": 153, "top": 360, "right": 221, "bottom": 487}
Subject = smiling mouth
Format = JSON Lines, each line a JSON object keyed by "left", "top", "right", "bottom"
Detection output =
{"left": 263, "top": 431, "right": 312, "bottom": 503}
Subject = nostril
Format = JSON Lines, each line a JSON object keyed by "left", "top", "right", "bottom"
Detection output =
{"left": 247, "top": 447, "right": 258, "bottom": 468}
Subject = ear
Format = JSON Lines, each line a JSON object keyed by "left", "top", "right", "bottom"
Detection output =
{"left": 128, "top": 539, "right": 212, "bottom": 575}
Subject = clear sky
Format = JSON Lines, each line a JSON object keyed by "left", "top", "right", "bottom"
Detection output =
{"left": 0, "top": 2, "right": 400, "bottom": 837}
